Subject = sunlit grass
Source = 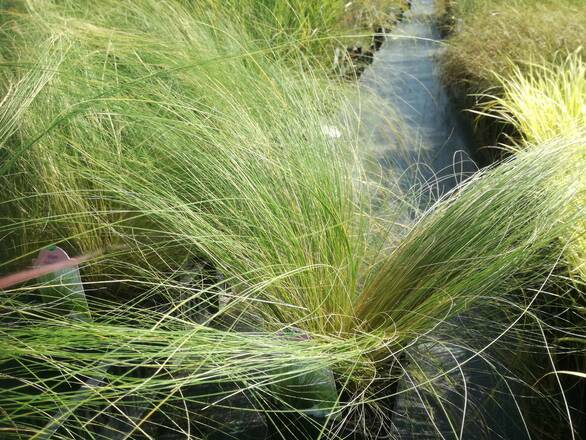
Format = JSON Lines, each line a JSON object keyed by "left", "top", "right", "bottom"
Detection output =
{"left": 0, "top": 0, "right": 584, "bottom": 438}
{"left": 479, "top": 52, "right": 585, "bottom": 147}
{"left": 476, "top": 53, "right": 585, "bottom": 282}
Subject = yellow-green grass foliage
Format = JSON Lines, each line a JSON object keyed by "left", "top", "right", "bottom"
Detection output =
{"left": 480, "top": 52, "right": 585, "bottom": 281}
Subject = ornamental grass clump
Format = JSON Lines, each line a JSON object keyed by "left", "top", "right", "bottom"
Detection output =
{"left": 477, "top": 52, "right": 586, "bottom": 281}
{"left": 1, "top": 131, "right": 582, "bottom": 438}
{"left": 478, "top": 51, "right": 585, "bottom": 147}
{"left": 0, "top": 0, "right": 364, "bottom": 277}
{"left": 0, "top": 0, "right": 584, "bottom": 438}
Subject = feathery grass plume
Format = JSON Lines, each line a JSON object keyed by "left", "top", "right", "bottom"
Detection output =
{"left": 0, "top": 0, "right": 406, "bottom": 278}
{"left": 0, "top": 38, "right": 67, "bottom": 163}
{"left": 476, "top": 53, "right": 585, "bottom": 281}
{"left": 1, "top": 136, "right": 583, "bottom": 438}
{"left": 478, "top": 51, "right": 585, "bottom": 147}
{"left": 0, "top": 0, "right": 584, "bottom": 438}
{"left": 462, "top": 47, "right": 585, "bottom": 430}
{"left": 354, "top": 135, "right": 584, "bottom": 337}
{"left": 0, "top": 0, "right": 380, "bottom": 278}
